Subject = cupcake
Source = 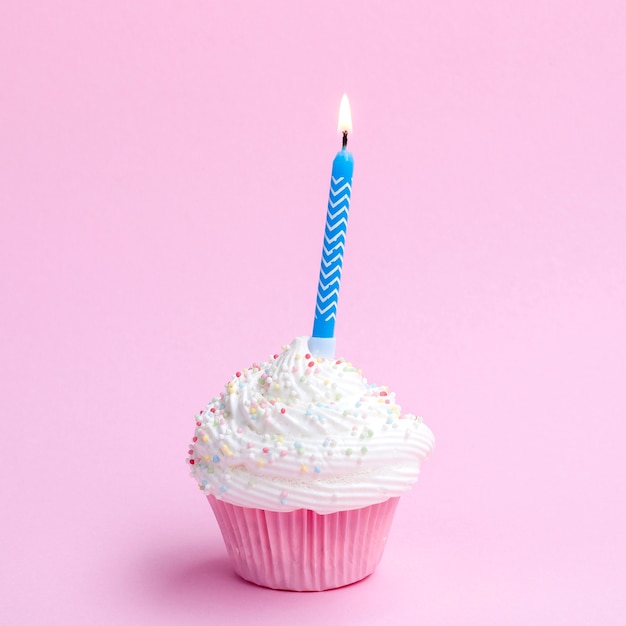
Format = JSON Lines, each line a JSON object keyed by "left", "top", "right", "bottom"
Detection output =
{"left": 187, "top": 336, "right": 434, "bottom": 591}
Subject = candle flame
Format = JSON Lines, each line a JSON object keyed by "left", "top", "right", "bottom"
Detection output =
{"left": 337, "top": 93, "right": 352, "bottom": 134}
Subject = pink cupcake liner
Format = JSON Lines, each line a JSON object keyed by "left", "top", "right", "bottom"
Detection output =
{"left": 207, "top": 495, "right": 400, "bottom": 591}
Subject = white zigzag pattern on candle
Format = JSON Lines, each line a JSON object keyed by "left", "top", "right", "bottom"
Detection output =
{"left": 328, "top": 194, "right": 351, "bottom": 209}
{"left": 321, "top": 254, "right": 342, "bottom": 269}
{"left": 316, "top": 299, "right": 339, "bottom": 316}
{"left": 315, "top": 175, "right": 352, "bottom": 322}
{"left": 317, "top": 278, "right": 341, "bottom": 299}
{"left": 330, "top": 181, "right": 351, "bottom": 196}
{"left": 325, "top": 216, "right": 349, "bottom": 234}
{"left": 322, "top": 241, "right": 344, "bottom": 258}
{"left": 319, "top": 265, "right": 342, "bottom": 280}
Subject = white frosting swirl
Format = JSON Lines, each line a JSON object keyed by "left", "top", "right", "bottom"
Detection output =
{"left": 187, "top": 337, "right": 434, "bottom": 514}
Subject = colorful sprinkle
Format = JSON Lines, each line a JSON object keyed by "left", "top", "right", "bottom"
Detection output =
{"left": 187, "top": 337, "right": 431, "bottom": 511}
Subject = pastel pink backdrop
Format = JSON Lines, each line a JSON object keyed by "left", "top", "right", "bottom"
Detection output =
{"left": 2, "top": 1, "right": 625, "bottom": 624}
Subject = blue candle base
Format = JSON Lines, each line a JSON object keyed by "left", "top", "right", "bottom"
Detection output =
{"left": 308, "top": 336, "right": 336, "bottom": 359}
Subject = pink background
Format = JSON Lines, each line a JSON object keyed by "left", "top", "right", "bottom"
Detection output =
{"left": 2, "top": 1, "right": 625, "bottom": 624}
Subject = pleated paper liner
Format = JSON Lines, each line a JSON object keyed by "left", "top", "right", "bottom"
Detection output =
{"left": 208, "top": 495, "right": 400, "bottom": 591}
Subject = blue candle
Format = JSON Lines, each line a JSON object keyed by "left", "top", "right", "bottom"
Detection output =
{"left": 309, "top": 94, "right": 354, "bottom": 358}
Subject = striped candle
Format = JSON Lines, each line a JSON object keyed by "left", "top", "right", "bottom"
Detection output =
{"left": 309, "top": 94, "right": 354, "bottom": 358}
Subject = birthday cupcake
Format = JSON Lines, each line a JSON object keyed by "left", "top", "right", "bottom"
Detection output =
{"left": 187, "top": 336, "right": 434, "bottom": 591}
{"left": 187, "top": 95, "right": 434, "bottom": 590}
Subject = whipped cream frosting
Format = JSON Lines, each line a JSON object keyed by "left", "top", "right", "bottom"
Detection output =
{"left": 187, "top": 337, "right": 434, "bottom": 514}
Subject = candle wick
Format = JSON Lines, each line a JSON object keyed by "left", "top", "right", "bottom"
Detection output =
{"left": 342, "top": 131, "right": 348, "bottom": 148}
